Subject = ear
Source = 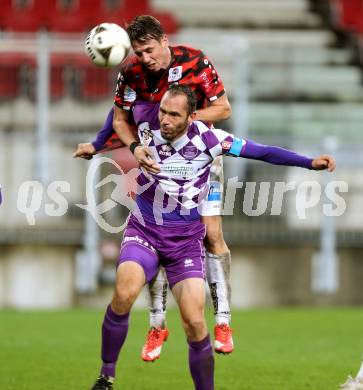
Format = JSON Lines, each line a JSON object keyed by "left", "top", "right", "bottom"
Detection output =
{"left": 161, "top": 34, "right": 169, "bottom": 47}
{"left": 188, "top": 111, "right": 197, "bottom": 123}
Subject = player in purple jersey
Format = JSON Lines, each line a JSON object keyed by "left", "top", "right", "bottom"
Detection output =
{"left": 90, "top": 85, "right": 335, "bottom": 390}
{"left": 74, "top": 14, "right": 235, "bottom": 361}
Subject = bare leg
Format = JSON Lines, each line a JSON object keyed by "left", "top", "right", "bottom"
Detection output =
{"left": 172, "top": 278, "right": 214, "bottom": 390}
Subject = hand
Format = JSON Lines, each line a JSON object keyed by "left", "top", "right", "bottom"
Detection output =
{"left": 134, "top": 145, "right": 160, "bottom": 174}
{"left": 311, "top": 155, "right": 336, "bottom": 172}
{"left": 73, "top": 143, "right": 96, "bottom": 160}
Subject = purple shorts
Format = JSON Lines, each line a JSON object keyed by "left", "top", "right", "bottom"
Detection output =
{"left": 118, "top": 216, "right": 206, "bottom": 288}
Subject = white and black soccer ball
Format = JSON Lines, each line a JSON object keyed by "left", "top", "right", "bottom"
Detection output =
{"left": 85, "top": 23, "right": 131, "bottom": 67}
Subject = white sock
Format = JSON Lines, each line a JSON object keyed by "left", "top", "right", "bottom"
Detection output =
{"left": 148, "top": 268, "right": 168, "bottom": 328}
{"left": 356, "top": 359, "right": 363, "bottom": 381}
{"left": 206, "top": 251, "right": 232, "bottom": 325}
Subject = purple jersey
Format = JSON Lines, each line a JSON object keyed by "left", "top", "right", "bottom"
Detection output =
{"left": 131, "top": 101, "right": 313, "bottom": 226}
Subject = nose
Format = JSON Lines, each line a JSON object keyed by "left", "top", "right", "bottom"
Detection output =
{"left": 160, "top": 114, "right": 170, "bottom": 126}
{"left": 141, "top": 52, "right": 151, "bottom": 64}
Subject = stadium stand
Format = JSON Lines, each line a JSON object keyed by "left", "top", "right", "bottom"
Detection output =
{"left": 0, "top": 0, "right": 178, "bottom": 101}
{"left": 0, "top": 1, "right": 363, "bottom": 238}
{"left": 1, "top": 0, "right": 363, "bottom": 309}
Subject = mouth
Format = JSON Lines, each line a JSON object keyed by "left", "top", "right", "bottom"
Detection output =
{"left": 161, "top": 128, "right": 172, "bottom": 137}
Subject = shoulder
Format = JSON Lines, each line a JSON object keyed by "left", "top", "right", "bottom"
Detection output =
{"left": 187, "top": 121, "right": 211, "bottom": 140}
{"left": 172, "top": 45, "right": 205, "bottom": 62}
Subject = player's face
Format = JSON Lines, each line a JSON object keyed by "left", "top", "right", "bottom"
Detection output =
{"left": 159, "top": 94, "right": 192, "bottom": 141}
{"left": 132, "top": 36, "right": 170, "bottom": 72}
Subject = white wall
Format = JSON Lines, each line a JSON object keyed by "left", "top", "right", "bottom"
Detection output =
{"left": 0, "top": 245, "right": 74, "bottom": 308}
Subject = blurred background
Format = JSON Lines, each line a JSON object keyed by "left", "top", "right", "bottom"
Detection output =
{"left": 0, "top": 0, "right": 363, "bottom": 310}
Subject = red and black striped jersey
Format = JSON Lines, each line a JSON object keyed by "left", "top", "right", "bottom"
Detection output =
{"left": 114, "top": 45, "right": 226, "bottom": 110}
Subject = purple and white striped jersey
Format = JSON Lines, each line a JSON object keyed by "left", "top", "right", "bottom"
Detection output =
{"left": 131, "top": 101, "right": 313, "bottom": 226}
{"left": 132, "top": 102, "right": 237, "bottom": 225}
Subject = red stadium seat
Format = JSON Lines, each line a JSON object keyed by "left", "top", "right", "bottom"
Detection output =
{"left": 0, "top": 0, "right": 179, "bottom": 34}
{"left": 0, "top": 0, "right": 48, "bottom": 32}
{"left": 66, "top": 54, "right": 117, "bottom": 100}
{"left": 332, "top": 0, "right": 363, "bottom": 33}
{"left": 47, "top": 0, "right": 97, "bottom": 33}
{"left": 0, "top": 64, "right": 19, "bottom": 98}
{"left": 0, "top": 54, "right": 35, "bottom": 99}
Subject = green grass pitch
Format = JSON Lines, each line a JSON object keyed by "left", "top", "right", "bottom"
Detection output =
{"left": 1, "top": 308, "right": 363, "bottom": 389}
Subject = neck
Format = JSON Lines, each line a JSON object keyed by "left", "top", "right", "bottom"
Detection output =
{"left": 161, "top": 47, "right": 172, "bottom": 69}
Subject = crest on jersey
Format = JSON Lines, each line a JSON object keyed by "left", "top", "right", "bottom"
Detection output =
{"left": 168, "top": 66, "right": 183, "bottom": 82}
{"left": 181, "top": 145, "right": 198, "bottom": 160}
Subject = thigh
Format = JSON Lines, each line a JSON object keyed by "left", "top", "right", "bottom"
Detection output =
{"left": 172, "top": 278, "right": 206, "bottom": 323}
{"left": 115, "top": 261, "right": 146, "bottom": 296}
{"left": 118, "top": 218, "right": 160, "bottom": 283}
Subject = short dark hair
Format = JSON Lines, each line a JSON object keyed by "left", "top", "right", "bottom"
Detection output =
{"left": 166, "top": 84, "right": 197, "bottom": 115}
{"left": 126, "top": 15, "right": 164, "bottom": 43}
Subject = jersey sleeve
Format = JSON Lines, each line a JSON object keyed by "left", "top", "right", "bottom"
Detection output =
{"left": 196, "top": 51, "right": 226, "bottom": 102}
{"left": 114, "top": 67, "right": 137, "bottom": 111}
{"left": 202, "top": 129, "right": 313, "bottom": 169}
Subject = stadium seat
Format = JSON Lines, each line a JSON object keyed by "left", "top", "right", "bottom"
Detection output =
{"left": 0, "top": 64, "right": 19, "bottom": 98}
{"left": 331, "top": 0, "right": 363, "bottom": 33}
{"left": 71, "top": 55, "right": 117, "bottom": 100}
{"left": 47, "top": 0, "right": 96, "bottom": 33}
{"left": 0, "top": 0, "right": 48, "bottom": 32}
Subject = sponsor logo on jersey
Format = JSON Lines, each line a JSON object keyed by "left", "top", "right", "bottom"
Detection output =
{"left": 123, "top": 235, "right": 156, "bottom": 252}
{"left": 159, "top": 144, "right": 172, "bottom": 157}
{"left": 123, "top": 86, "right": 136, "bottom": 102}
{"left": 184, "top": 258, "right": 194, "bottom": 267}
{"left": 181, "top": 145, "right": 198, "bottom": 159}
{"left": 168, "top": 66, "right": 183, "bottom": 82}
{"left": 160, "top": 165, "right": 194, "bottom": 178}
{"left": 200, "top": 71, "right": 211, "bottom": 88}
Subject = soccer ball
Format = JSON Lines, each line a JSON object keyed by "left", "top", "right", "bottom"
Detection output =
{"left": 85, "top": 23, "right": 131, "bottom": 67}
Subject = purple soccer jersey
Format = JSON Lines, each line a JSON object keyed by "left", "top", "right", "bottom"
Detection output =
{"left": 118, "top": 101, "right": 313, "bottom": 286}
{"left": 131, "top": 101, "right": 313, "bottom": 226}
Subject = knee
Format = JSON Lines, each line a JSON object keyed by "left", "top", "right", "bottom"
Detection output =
{"left": 183, "top": 317, "right": 207, "bottom": 340}
{"left": 113, "top": 285, "right": 139, "bottom": 314}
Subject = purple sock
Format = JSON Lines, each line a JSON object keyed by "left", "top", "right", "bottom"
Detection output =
{"left": 188, "top": 334, "right": 214, "bottom": 390}
{"left": 100, "top": 305, "right": 130, "bottom": 378}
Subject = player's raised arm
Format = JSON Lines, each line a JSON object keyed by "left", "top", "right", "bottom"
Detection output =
{"left": 311, "top": 155, "right": 336, "bottom": 171}
{"left": 205, "top": 129, "right": 336, "bottom": 172}
{"left": 73, "top": 107, "right": 114, "bottom": 159}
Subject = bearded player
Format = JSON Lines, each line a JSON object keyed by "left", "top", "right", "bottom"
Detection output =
{"left": 74, "top": 15, "right": 234, "bottom": 360}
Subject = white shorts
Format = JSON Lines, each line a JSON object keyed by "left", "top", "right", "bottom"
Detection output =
{"left": 200, "top": 156, "right": 224, "bottom": 217}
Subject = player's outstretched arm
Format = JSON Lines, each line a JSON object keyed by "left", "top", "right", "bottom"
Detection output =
{"left": 73, "top": 107, "right": 115, "bottom": 159}
{"left": 73, "top": 142, "right": 96, "bottom": 159}
{"left": 311, "top": 155, "right": 336, "bottom": 172}
{"left": 216, "top": 136, "right": 336, "bottom": 172}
